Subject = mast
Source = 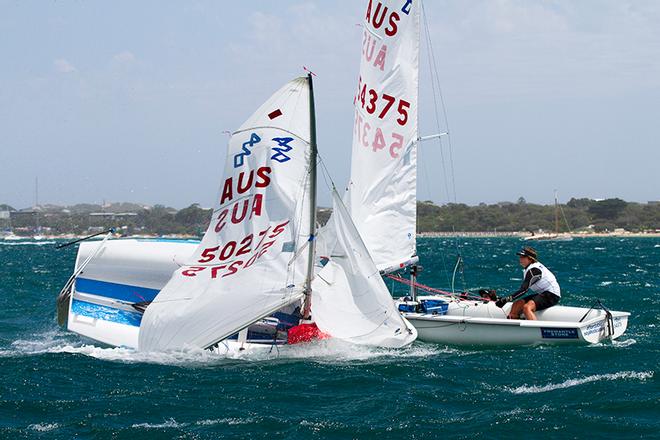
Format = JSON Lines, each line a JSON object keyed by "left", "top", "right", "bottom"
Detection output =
{"left": 554, "top": 190, "right": 560, "bottom": 233}
{"left": 35, "top": 177, "right": 40, "bottom": 233}
{"left": 302, "top": 73, "right": 318, "bottom": 319}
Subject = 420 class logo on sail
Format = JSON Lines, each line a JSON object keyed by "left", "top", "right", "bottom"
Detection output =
{"left": 233, "top": 133, "right": 295, "bottom": 168}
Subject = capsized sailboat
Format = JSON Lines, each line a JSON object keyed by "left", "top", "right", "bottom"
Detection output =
{"left": 57, "top": 74, "right": 416, "bottom": 353}
{"left": 342, "top": 0, "right": 629, "bottom": 346}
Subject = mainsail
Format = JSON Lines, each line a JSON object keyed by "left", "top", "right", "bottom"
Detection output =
{"left": 139, "top": 77, "right": 314, "bottom": 351}
{"left": 347, "top": 0, "right": 420, "bottom": 272}
{"left": 312, "top": 189, "right": 417, "bottom": 348}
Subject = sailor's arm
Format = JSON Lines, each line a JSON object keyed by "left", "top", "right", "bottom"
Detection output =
{"left": 496, "top": 267, "right": 542, "bottom": 307}
{"left": 510, "top": 267, "right": 542, "bottom": 301}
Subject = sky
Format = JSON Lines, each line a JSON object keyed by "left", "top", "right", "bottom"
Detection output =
{"left": 1, "top": 0, "right": 658, "bottom": 209}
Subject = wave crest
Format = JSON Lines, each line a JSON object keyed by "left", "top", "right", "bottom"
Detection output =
{"left": 507, "top": 370, "right": 654, "bottom": 394}
{"left": 4, "top": 331, "right": 447, "bottom": 366}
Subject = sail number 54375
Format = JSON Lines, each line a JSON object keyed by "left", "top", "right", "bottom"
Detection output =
{"left": 355, "top": 77, "right": 410, "bottom": 126}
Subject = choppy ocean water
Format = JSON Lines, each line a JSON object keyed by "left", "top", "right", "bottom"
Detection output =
{"left": 0, "top": 237, "right": 657, "bottom": 439}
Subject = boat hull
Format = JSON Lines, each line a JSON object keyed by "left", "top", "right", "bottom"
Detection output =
{"left": 62, "top": 238, "right": 301, "bottom": 351}
{"left": 400, "top": 298, "right": 629, "bottom": 346}
{"left": 523, "top": 233, "right": 573, "bottom": 242}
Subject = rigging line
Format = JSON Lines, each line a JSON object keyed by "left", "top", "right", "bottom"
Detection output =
{"left": 385, "top": 273, "right": 487, "bottom": 302}
{"left": 451, "top": 226, "right": 467, "bottom": 291}
{"left": 558, "top": 202, "right": 573, "bottom": 233}
{"left": 422, "top": 2, "right": 467, "bottom": 290}
{"left": 421, "top": 1, "right": 458, "bottom": 204}
{"left": 420, "top": 2, "right": 455, "bottom": 290}
{"left": 289, "top": 148, "right": 323, "bottom": 275}
{"left": 316, "top": 153, "right": 339, "bottom": 194}
{"left": 421, "top": 1, "right": 451, "bottom": 205}
{"left": 421, "top": 1, "right": 461, "bottom": 273}
{"left": 417, "top": 136, "right": 434, "bottom": 207}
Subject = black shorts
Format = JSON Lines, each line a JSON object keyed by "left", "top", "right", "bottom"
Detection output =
{"left": 524, "top": 291, "right": 559, "bottom": 311}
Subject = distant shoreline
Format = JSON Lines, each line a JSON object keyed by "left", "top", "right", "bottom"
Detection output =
{"left": 3, "top": 232, "right": 659, "bottom": 241}
{"left": 418, "top": 231, "right": 660, "bottom": 238}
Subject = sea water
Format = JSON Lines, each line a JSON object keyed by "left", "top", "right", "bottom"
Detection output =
{"left": 0, "top": 237, "right": 657, "bottom": 439}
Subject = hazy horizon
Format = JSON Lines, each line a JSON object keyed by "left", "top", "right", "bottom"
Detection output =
{"left": 1, "top": 1, "right": 659, "bottom": 209}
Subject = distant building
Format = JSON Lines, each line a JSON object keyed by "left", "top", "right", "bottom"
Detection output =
{"left": 88, "top": 212, "right": 138, "bottom": 225}
{"left": 9, "top": 211, "right": 37, "bottom": 223}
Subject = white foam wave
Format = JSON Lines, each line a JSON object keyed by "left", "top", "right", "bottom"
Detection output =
{"left": 4, "top": 331, "right": 450, "bottom": 366}
{"left": 587, "top": 338, "right": 637, "bottom": 348}
{"left": 594, "top": 247, "right": 606, "bottom": 250}
{"left": 507, "top": 371, "right": 653, "bottom": 394}
{"left": 599, "top": 281, "right": 613, "bottom": 286}
{"left": 28, "top": 423, "right": 60, "bottom": 432}
{"left": 132, "top": 418, "right": 186, "bottom": 429}
{"left": 3, "top": 330, "right": 73, "bottom": 355}
{"left": 132, "top": 417, "right": 256, "bottom": 429}
{"left": 501, "top": 404, "right": 551, "bottom": 417}
{"left": 0, "top": 240, "right": 56, "bottom": 246}
{"left": 266, "top": 339, "right": 448, "bottom": 364}
{"left": 612, "top": 338, "right": 637, "bottom": 347}
{"left": 4, "top": 338, "right": 236, "bottom": 366}
{"left": 196, "top": 418, "right": 253, "bottom": 426}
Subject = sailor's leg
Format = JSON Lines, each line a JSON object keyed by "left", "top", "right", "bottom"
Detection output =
{"left": 523, "top": 299, "right": 538, "bottom": 320}
{"left": 508, "top": 300, "right": 524, "bottom": 319}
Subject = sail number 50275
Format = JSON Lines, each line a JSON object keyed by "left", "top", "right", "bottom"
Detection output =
{"left": 180, "top": 221, "right": 289, "bottom": 280}
{"left": 196, "top": 221, "right": 288, "bottom": 264}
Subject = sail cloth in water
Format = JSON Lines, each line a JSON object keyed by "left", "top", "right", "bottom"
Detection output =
{"left": 346, "top": 0, "right": 420, "bottom": 272}
{"left": 312, "top": 189, "right": 417, "bottom": 348}
{"left": 138, "top": 78, "right": 314, "bottom": 351}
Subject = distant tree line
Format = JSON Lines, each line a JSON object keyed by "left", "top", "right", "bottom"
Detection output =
{"left": 2, "top": 198, "right": 658, "bottom": 236}
{"left": 417, "top": 198, "right": 659, "bottom": 233}
{"left": 3, "top": 204, "right": 212, "bottom": 236}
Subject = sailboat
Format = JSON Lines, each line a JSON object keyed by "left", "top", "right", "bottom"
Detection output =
{"left": 524, "top": 190, "right": 573, "bottom": 241}
{"left": 33, "top": 178, "right": 45, "bottom": 240}
{"left": 340, "top": 0, "right": 628, "bottom": 346}
{"left": 56, "top": 74, "right": 416, "bottom": 353}
{"left": 0, "top": 211, "right": 20, "bottom": 240}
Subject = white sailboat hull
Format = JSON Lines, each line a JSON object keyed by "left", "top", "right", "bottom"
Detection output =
{"left": 65, "top": 239, "right": 196, "bottom": 349}
{"left": 523, "top": 233, "right": 573, "bottom": 242}
{"left": 62, "top": 239, "right": 302, "bottom": 351}
{"left": 399, "top": 297, "right": 629, "bottom": 346}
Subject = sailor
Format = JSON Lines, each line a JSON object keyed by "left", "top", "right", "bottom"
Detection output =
{"left": 495, "top": 247, "right": 561, "bottom": 320}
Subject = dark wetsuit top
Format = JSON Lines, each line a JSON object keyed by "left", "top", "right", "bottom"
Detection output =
{"left": 511, "top": 267, "right": 543, "bottom": 301}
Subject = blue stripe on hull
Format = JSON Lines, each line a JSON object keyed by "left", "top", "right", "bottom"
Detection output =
{"left": 71, "top": 299, "right": 142, "bottom": 327}
{"left": 75, "top": 278, "right": 160, "bottom": 303}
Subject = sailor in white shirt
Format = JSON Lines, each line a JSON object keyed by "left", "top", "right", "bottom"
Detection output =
{"left": 496, "top": 247, "right": 561, "bottom": 320}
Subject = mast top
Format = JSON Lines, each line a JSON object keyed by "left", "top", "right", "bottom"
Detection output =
{"left": 303, "top": 66, "right": 317, "bottom": 77}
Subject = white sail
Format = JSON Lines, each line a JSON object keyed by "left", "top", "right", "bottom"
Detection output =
{"left": 347, "top": 0, "right": 420, "bottom": 271}
{"left": 139, "top": 77, "right": 313, "bottom": 351}
{"left": 312, "top": 189, "right": 417, "bottom": 348}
